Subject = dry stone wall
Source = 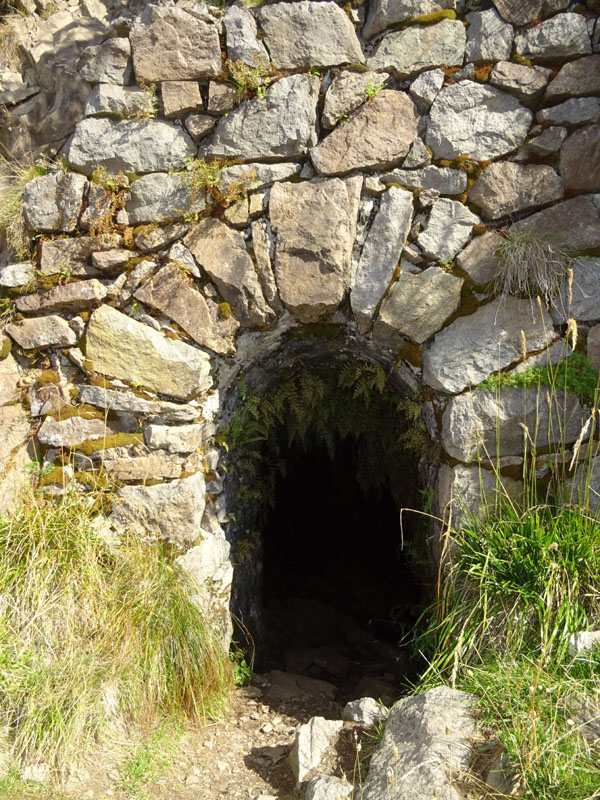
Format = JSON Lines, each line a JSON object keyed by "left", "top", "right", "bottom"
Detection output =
{"left": 2, "top": 0, "right": 600, "bottom": 641}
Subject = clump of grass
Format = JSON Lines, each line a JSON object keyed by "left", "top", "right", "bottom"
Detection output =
{"left": 495, "top": 230, "right": 576, "bottom": 306}
{"left": 0, "top": 154, "right": 53, "bottom": 259}
{"left": 0, "top": 488, "right": 231, "bottom": 772}
{"left": 225, "top": 56, "right": 273, "bottom": 101}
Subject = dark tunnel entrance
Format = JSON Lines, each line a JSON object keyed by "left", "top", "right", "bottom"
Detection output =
{"left": 255, "top": 435, "right": 430, "bottom": 703}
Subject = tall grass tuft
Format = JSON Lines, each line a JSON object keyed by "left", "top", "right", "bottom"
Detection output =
{"left": 0, "top": 489, "right": 231, "bottom": 772}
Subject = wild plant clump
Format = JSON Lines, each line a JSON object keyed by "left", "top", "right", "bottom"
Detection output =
{"left": 0, "top": 490, "right": 231, "bottom": 771}
{"left": 494, "top": 230, "right": 576, "bottom": 306}
{"left": 0, "top": 154, "right": 53, "bottom": 259}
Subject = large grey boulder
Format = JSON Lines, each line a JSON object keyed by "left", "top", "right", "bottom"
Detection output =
{"left": 86, "top": 304, "right": 212, "bottom": 400}
{"left": 126, "top": 173, "right": 205, "bottom": 225}
{"left": 510, "top": 196, "right": 600, "bottom": 251}
{"left": 489, "top": 61, "right": 552, "bottom": 105}
{"left": 361, "top": 687, "right": 479, "bottom": 800}
{"left": 65, "top": 118, "right": 196, "bottom": 176}
{"left": 110, "top": 472, "right": 206, "bottom": 547}
{"left": 363, "top": 0, "right": 456, "bottom": 39}
{"left": 289, "top": 717, "right": 343, "bottom": 785}
{"left": 78, "top": 38, "right": 132, "bottom": 84}
{"left": 514, "top": 14, "right": 592, "bottom": 62}
{"left": 199, "top": 74, "right": 319, "bottom": 161}
{"left": 6, "top": 315, "right": 77, "bottom": 350}
{"left": 368, "top": 19, "right": 465, "bottom": 80}
{"left": 551, "top": 258, "right": 600, "bottom": 324}
{"left": 351, "top": 186, "right": 413, "bottom": 333}
{"left": 560, "top": 125, "right": 600, "bottom": 193}
{"left": 256, "top": 2, "right": 363, "bottom": 69}
{"left": 23, "top": 172, "right": 87, "bottom": 233}
{"left": 468, "top": 163, "right": 563, "bottom": 220}
{"left": 438, "top": 463, "right": 523, "bottom": 529}
{"left": 311, "top": 90, "right": 419, "bottom": 176}
{"left": 129, "top": 5, "right": 222, "bottom": 82}
{"left": 422, "top": 297, "right": 554, "bottom": 394}
{"left": 417, "top": 198, "right": 479, "bottom": 262}
{"left": 545, "top": 55, "right": 600, "bottom": 102}
{"left": 223, "top": 5, "right": 269, "bottom": 66}
{"left": 185, "top": 218, "right": 274, "bottom": 328}
{"left": 374, "top": 267, "right": 463, "bottom": 344}
{"left": 442, "top": 388, "right": 588, "bottom": 462}
{"left": 465, "top": 9, "right": 513, "bottom": 64}
{"left": 269, "top": 178, "right": 361, "bottom": 323}
{"left": 426, "top": 83, "right": 533, "bottom": 160}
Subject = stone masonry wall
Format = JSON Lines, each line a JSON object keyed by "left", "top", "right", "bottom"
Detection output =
{"left": 1, "top": 0, "right": 600, "bottom": 642}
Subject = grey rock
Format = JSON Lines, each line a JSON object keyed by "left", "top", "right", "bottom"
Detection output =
{"left": 37, "top": 416, "right": 115, "bottom": 447}
{"left": 289, "top": 717, "right": 343, "bottom": 785}
{"left": 545, "top": 55, "right": 600, "bottom": 102}
{"left": 200, "top": 74, "right": 319, "bottom": 161}
{"left": 127, "top": 173, "right": 205, "bottom": 225}
{"left": 489, "top": 61, "right": 552, "bottom": 105}
{"left": 78, "top": 38, "right": 132, "bottom": 84}
{"left": 305, "top": 776, "right": 354, "bottom": 800}
{"left": 130, "top": 5, "right": 222, "bottom": 82}
{"left": 223, "top": 5, "right": 269, "bottom": 66}
{"left": 84, "top": 84, "right": 155, "bottom": 118}
{"left": 351, "top": 186, "right": 413, "bottom": 332}
{"left": 568, "top": 631, "right": 600, "bottom": 655}
{"left": 510, "top": 196, "right": 600, "bottom": 251}
{"left": 16, "top": 280, "right": 107, "bottom": 314}
{"left": 94, "top": 450, "right": 185, "bottom": 482}
{"left": 492, "top": 0, "right": 542, "bottom": 25}
{"left": 207, "top": 82, "right": 236, "bottom": 115}
{"left": 526, "top": 126, "right": 567, "bottom": 157}
{"left": 442, "top": 388, "right": 588, "bottom": 462}
{"left": 566, "top": 456, "right": 600, "bottom": 510}
{"left": 162, "top": 81, "right": 203, "bottom": 119}
{"left": 65, "top": 118, "right": 196, "bottom": 176}
{"left": 251, "top": 219, "right": 281, "bottom": 312}
{"left": 115, "top": 259, "right": 156, "bottom": 306}
{"left": 437, "top": 463, "right": 523, "bottom": 528}
{"left": 560, "top": 125, "right": 600, "bottom": 193}
{"left": 38, "top": 234, "right": 121, "bottom": 276}
{"left": 514, "top": 14, "right": 592, "bottom": 62}
{"left": 402, "top": 137, "right": 432, "bottom": 169}
{"left": 342, "top": 697, "right": 389, "bottom": 726}
{"left": 185, "top": 218, "right": 274, "bottom": 328}
{"left": 76, "top": 385, "right": 200, "bottom": 423}
{"left": 468, "top": 163, "right": 563, "bottom": 220}
{"left": 91, "top": 249, "right": 134, "bottom": 272}
{"left": 361, "top": 687, "right": 478, "bottom": 800}
{"left": 269, "top": 178, "right": 361, "bottom": 323}
{"left": 363, "top": 0, "right": 456, "bottom": 39}
{"left": 368, "top": 20, "right": 465, "bottom": 80}
{"left": 0, "top": 354, "right": 21, "bottom": 407}
{"left": 417, "top": 199, "right": 479, "bottom": 261}
{"left": 422, "top": 296, "right": 554, "bottom": 394}
{"left": 110, "top": 472, "right": 206, "bottom": 547}
{"left": 217, "top": 162, "right": 302, "bottom": 195}
{"left": 456, "top": 231, "right": 502, "bottom": 285}
{"left": 134, "top": 263, "right": 239, "bottom": 355}
{"left": 537, "top": 97, "right": 600, "bottom": 126}
{"left": 257, "top": 1, "right": 363, "bottom": 70}
{"left": 312, "top": 90, "right": 419, "bottom": 176}
{"left": 135, "top": 224, "right": 188, "bottom": 254}
{"left": 374, "top": 267, "right": 463, "bottom": 344}
{"left": 427, "top": 83, "right": 533, "bottom": 161}
{"left": 143, "top": 423, "right": 205, "bottom": 454}
{"left": 0, "top": 262, "right": 34, "bottom": 288}
{"left": 322, "top": 70, "right": 380, "bottom": 129}
{"left": 7, "top": 315, "right": 77, "bottom": 350}
{"left": 23, "top": 172, "right": 87, "bottom": 233}
{"left": 552, "top": 257, "right": 600, "bottom": 324}
{"left": 384, "top": 166, "right": 466, "bottom": 194}
{"left": 185, "top": 113, "right": 216, "bottom": 143}
{"left": 409, "top": 68, "right": 444, "bottom": 110}
{"left": 86, "top": 304, "right": 212, "bottom": 400}
{"left": 465, "top": 9, "right": 513, "bottom": 64}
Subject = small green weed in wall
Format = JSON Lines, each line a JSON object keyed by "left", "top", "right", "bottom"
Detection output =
{"left": 365, "top": 75, "right": 387, "bottom": 99}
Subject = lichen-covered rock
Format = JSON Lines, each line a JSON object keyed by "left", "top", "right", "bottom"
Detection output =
{"left": 84, "top": 85, "right": 154, "bottom": 118}
{"left": 134, "top": 223, "right": 188, "bottom": 254}
{"left": 545, "top": 55, "right": 600, "bottom": 102}
{"left": 321, "top": 70, "right": 380, "bottom": 129}
{"left": 489, "top": 61, "right": 552, "bottom": 105}
{"left": 6, "top": 315, "right": 77, "bottom": 350}
{"left": 65, "top": 117, "right": 196, "bottom": 176}
{"left": 256, "top": 2, "right": 363, "bottom": 70}
{"left": 402, "top": 137, "right": 432, "bottom": 169}
{"left": 363, "top": 0, "right": 456, "bottom": 39}
{"left": 368, "top": 19, "right": 465, "bottom": 79}
{"left": 417, "top": 198, "right": 479, "bottom": 261}
{"left": 223, "top": 5, "right": 269, "bottom": 66}
{"left": 23, "top": 172, "right": 87, "bottom": 233}
{"left": 185, "top": 218, "right": 274, "bottom": 328}
{"left": 351, "top": 186, "right": 413, "bottom": 332}
{"left": 0, "top": 353, "right": 23, "bottom": 406}
{"left": 537, "top": 98, "right": 600, "bottom": 127}
{"left": 269, "top": 178, "right": 361, "bottom": 323}
{"left": 560, "top": 125, "right": 600, "bottom": 192}
{"left": 16, "top": 280, "right": 107, "bottom": 313}
{"left": 468, "top": 163, "right": 563, "bottom": 220}
{"left": 311, "top": 90, "right": 419, "bottom": 175}
{"left": 86, "top": 304, "right": 212, "bottom": 400}
{"left": 129, "top": 5, "right": 222, "bottom": 82}
{"left": 126, "top": 172, "right": 205, "bottom": 225}
{"left": 422, "top": 296, "right": 554, "bottom": 394}
{"left": 374, "top": 267, "right": 463, "bottom": 344}
{"left": 510, "top": 196, "right": 600, "bottom": 251}
{"left": 465, "top": 9, "right": 513, "bottom": 64}
{"left": 426, "top": 83, "right": 533, "bottom": 160}
{"left": 514, "top": 13, "right": 592, "bottom": 62}
{"left": 78, "top": 38, "right": 132, "bottom": 84}
{"left": 134, "top": 263, "right": 239, "bottom": 355}
{"left": 199, "top": 74, "right": 319, "bottom": 161}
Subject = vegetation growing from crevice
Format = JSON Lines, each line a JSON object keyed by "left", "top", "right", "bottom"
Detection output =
{"left": 218, "top": 361, "right": 430, "bottom": 508}
{"left": 225, "top": 57, "right": 274, "bottom": 101}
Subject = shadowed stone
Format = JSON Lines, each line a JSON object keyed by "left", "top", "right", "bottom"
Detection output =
{"left": 551, "top": 258, "right": 600, "bottom": 324}
{"left": 78, "top": 37, "right": 132, "bottom": 84}
{"left": 492, "top": 0, "right": 541, "bottom": 25}
{"left": 456, "top": 232, "right": 502, "bottom": 286}
{"left": 510, "top": 196, "right": 600, "bottom": 251}
{"left": 84, "top": 85, "right": 154, "bottom": 118}
{"left": 545, "top": 55, "right": 600, "bottom": 102}
{"left": 560, "top": 125, "right": 600, "bottom": 193}
{"left": 77, "top": 385, "right": 200, "bottom": 423}
{"left": 465, "top": 9, "right": 513, "bottom": 63}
